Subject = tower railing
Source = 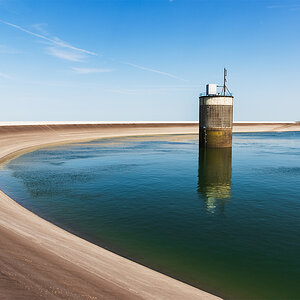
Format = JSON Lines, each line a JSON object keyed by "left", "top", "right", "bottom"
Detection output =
{"left": 199, "top": 91, "right": 233, "bottom": 97}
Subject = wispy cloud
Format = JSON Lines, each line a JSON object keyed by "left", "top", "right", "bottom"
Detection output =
{"left": 0, "top": 20, "right": 96, "bottom": 55}
{"left": 0, "top": 72, "right": 10, "bottom": 79}
{"left": 48, "top": 47, "right": 85, "bottom": 62}
{"left": 28, "top": 23, "right": 49, "bottom": 35}
{"left": 1, "top": 19, "right": 186, "bottom": 81}
{"left": 124, "top": 62, "right": 187, "bottom": 81}
{"left": 72, "top": 67, "right": 113, "bottom": 74}
{"left": 0, "top": 19, "right": 97, "bottom": 62}
{"left": 0, "top": 44, "right": 20, "bottom": 54}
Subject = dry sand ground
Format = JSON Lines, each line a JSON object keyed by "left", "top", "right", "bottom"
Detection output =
{"left": 0, "top": 122, "right": 299, "bottom": 300}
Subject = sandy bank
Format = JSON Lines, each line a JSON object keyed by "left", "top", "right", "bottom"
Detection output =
{"left": 233, "top": 121, "right": 300, "bottom": 132}
{"left": 0, "top": 122, "right": 299, "bottom": 299}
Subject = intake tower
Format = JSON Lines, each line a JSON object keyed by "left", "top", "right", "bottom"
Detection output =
{"left": 199, "top": 69, "right": 234, "bottom": 148}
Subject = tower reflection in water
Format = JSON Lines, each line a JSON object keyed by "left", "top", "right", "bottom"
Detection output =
{"left": 198, "top": 148, "right": 232, "bottom": 213}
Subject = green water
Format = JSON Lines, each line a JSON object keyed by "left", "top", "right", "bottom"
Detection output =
{"left": 0, "top": 132, "right": 299, "bottom": 299}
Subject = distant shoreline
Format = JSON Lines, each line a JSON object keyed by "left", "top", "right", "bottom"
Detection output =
{"left": 0, "top": 122, "right": 299, "bottom": 140}
{"left": 0, "top": 120, "right": 299, "bottom": 126}
{"left": 0, "top": 122, "right": 299, "bottom": 300}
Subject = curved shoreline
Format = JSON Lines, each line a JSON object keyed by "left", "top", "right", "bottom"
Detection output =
{"left": 0, "top": 122, "right": 299, "bottom": 299}
{"left": 0, "top": 123, "right": 221, "bottom": 300}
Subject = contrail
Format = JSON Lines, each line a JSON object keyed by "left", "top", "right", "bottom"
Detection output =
{"left": 0, "top": 19, "right": 97, "bottom": 56}
{"left": 124, "top": 62, "right": 187, "bottom": 81}
{"left": 1, "top": 19, "right": 187, "bottom": 81}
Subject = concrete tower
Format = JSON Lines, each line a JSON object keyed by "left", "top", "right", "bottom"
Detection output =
{"left": 199, "top": 69, "right": 234, "bottom": 148}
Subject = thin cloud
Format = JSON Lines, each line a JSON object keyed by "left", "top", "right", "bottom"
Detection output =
{"left": 0, "top": 44, "right": 20, "bottom": 54}
{"left": 72, "top": 67, "right": 113, "bottom": 74}
{"left": 0, "top": 19, "right": 97, "bottom": 56}
{"left": 29, "top": 23, "right": 49, "bottom": 35}
{"left": 48, "top": 47, "right": 85, "bottom": 62}
{"left": 0, "top": 72, "right": 10, "bottom": 79}
{"left": 124, "top": 62, "right": 187, "bottom": 81}
{"left": 1, "top": 19, "right": 186, "bottom": 81}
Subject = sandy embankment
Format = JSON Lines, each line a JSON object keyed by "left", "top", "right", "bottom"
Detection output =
{"left": 233, "top": 121, "right": 300, "bottom": 132}
{"left": 0, "top": 122, "right": 299, "bottom": 300}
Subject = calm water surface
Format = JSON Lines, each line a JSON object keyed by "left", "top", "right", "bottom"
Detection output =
{"left": 0, "top": 132, "right": 299, "bottom": 299}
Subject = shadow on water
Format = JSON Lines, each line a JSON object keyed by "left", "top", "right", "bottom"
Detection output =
{"left": 198, "top": 147, "right": 232, "bottom": 213}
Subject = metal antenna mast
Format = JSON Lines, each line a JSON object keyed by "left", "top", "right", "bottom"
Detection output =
{"left": 221, "top": 68, "right": 231, "bottom": 96}
{"left": 222, "top": 68, "right": 227, "bottom": 96}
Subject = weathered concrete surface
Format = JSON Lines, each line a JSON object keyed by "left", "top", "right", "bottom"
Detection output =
{"left": 199, "top": 96, "right": 234, "bottom": 147}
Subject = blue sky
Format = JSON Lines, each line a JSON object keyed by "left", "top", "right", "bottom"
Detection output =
{"left": 0, "top": 0, "right": 299, "bottom": 121}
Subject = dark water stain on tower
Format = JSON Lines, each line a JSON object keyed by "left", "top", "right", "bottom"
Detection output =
{"left": 199, "top": 69, "right": 234, "bottom": 148}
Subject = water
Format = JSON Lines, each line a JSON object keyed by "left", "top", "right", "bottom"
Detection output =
{"left": 0, "top": 132, "right": 299, "bottom": 299}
